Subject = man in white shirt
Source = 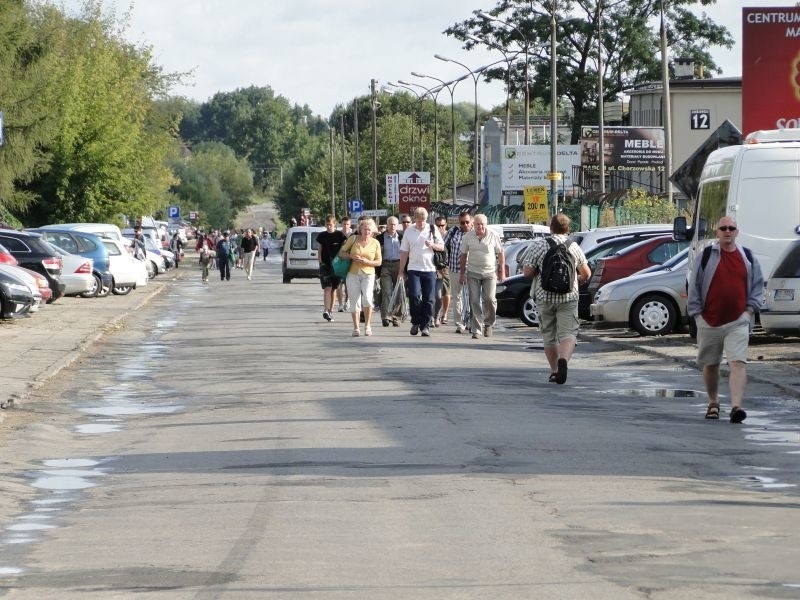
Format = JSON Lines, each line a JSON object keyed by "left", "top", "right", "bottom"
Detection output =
{"left": 459, "top": 214, "right": 505, "bottom": 339}
{"left": 398, "top": 207, "right": 445, "bottom": 337}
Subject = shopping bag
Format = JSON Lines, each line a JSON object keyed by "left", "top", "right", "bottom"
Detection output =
{"left": 332, "top": 255, "right": 351, "bottom": 279}
{"left": 389, "top": 279, "right": 409, "bottom": 322}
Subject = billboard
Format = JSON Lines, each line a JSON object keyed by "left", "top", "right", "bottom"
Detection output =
{"left": 742, "top": 7, "right": 800, "bottom": 135}
{"left": 580, "top": 126, "right": 664, "bottom": 172}
{"left": 501, "top": 145, "right": 579, "bottom": 192}
{"left": 397, "top": 171, "right": 430, "bottom": 215}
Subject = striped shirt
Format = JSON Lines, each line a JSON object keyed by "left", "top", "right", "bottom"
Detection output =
{"left": 522, "top": 234, "right": 588, "bottom": 303}
{"left": 444, "top": 227, "right": 466, "bottom": 272}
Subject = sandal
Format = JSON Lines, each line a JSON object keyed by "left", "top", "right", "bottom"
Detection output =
{"left": 704, "top": 402, "right": 720, "bottom": 420}
{"left": 548, "top": 373, "right": 558, "bottom": 383}
{"left": 730, "top": 406, "right": 747, "bottom": 424}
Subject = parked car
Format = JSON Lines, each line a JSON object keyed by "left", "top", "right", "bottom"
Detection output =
{"left": 47, "top": 244, "right": 95, "bottom": 297}
{"left": 587, "top": 235, "right": 689, "bottom": 301}
{"left": 0, "top": 230, "right": 65, "bottom": 302}
{"left": 101, "top": 238, "right": 147, "bottom": 294}
{"left": 28, "top": 228, "right": 114, "bottom": 298}
{"left": 761, "top": 240, "right": 800, "bottom": 335}
{"left": 570, "top": 224, "right": 673, "bottom": 253}
{"left": 121, "top": 230, "right": 167, "bottom": 278}
{"left": 36, "top": 222, "right": 125, "bottom": 244}
{"left": 282, "top": 226, "right": 325, "bottom": 283}
{"left": 0, "top": 242, "right": 16, "bottom": 265}
{"left": 502, "top": 239, "right": 535, "bottom": 278}
{"left": 590, "top": 249, "right": 689, "bottom": 336}
{"left": 495, "top": 274, "right": 539, "bottom": 327}
{"left": 0, "top": 268, "right": 35, "bottom": 318}
{"left": 0, "top": 264, "right": 46, "bottom": 312}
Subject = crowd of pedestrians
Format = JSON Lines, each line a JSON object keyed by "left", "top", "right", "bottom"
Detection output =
{"left": 193, "top": 227, "right": 270, "bottom": 283}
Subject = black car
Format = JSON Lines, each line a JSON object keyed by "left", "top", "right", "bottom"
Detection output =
{"left": 0, "top": 230, "right": 65, "bottom": 302}
{"left": 496, "top": 274, "right": 538, "bottom": 326}
{"left": 0, "top": 269, "right": 35, "bottom": 318}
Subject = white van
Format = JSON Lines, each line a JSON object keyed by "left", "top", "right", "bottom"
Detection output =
{"left": 674, "top": 129, "right": 800, "bottom": 332}
{"left": 282, "top": 225, "right": 325, "bottom": 283}
{"left": 488, "top": 223, "right": 549, "bottom": 244}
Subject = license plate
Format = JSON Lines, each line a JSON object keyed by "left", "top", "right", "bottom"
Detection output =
{"left": 774, "top": 289, "right": 795, "bottom": 301}
{"left": 289, "top": 259, "right": 309, "bottom": 265}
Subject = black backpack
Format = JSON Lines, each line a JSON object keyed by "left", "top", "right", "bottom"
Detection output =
{"left": 429, "top": 223, "right": 449, "bottom": 269}
{"left": 540, "top": 238, "right": 576, "bottom": 293}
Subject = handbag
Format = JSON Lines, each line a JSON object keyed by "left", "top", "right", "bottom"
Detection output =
{"left": 429, "top": 224, "right": 449, "bottom": 269}
{"left": 332, "top": 235, "right": 356, "bottom": 278}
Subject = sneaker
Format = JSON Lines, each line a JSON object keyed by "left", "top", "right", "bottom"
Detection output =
{"left": 484, "top": 325, "right": 493, "bottom": 337}
{"left": 382, "top": 319, "right": 390, "bottom": 327}
{"left": 456, "top": 324, "right": 465, "bottom": 334}
{"left": 434, "top": 318, "right": 440, "bottom": 327}
{"left": 352, "top": 329, "right": 360, "bottom": 337}
{"left": 365, "top": 326, "right": 373, "bottom": 337}
{"left": 323, "top": 310, "right": 332, "bottom": 322}
{"left": 421, "top": 327, "right": 431, "bottom": 337}
{"left": 410, "top": 324, "right": 419, "bottom": 336}
{"left": 338, "top": 305, "right": 345, "bottom": 313}
{"left": 247, "top": 275, "right": 251, "bottom": 281}
{"left": 472, "top": 331, "right": 481, "bottom": 339}
{"left": 392, "top": 319, "right": 400, "bottom": 327}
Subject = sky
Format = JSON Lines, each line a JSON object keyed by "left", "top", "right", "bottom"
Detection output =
{"left": 59, "top": 0, "right": 770, "bottom": 118}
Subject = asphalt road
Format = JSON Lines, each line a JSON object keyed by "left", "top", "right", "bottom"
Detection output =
{"left": 1, "top": 253, "right": 799, "bottom": 599}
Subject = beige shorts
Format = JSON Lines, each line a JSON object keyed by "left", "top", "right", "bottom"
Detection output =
{"left": 538, "top": 299, "right": 579, "bottom": 347}
{"left": 695, "top": 313, "right": 750, "bottom": 367}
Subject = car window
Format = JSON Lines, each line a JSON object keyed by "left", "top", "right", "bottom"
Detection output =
{"left": 0, "top": 235, "right": 30, "bottom": 253}
{"left": 46, "top": 232, "right": 79, "bottom": 254}
{"left": 290, "top": 232, "right": 308, "bottom": 250}
{"left": 647, "top": 240, "right": 689, "bottom": 264}
{"left": 773, "top": 243, "right": 800, "bottom": 278}
{"left": 102, "top": 241, "right": 122, "bottom": 256}
{"left": 75, "top": 234, "right": 99, "bottom": 253}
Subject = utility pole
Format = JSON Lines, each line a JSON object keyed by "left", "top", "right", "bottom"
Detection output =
{"left": 329, "top": 126, "right": 336, "bottom": 217}
{"left": 371, "top": 79, "right": 379, "bottom": 210}
{"left": 340, "top": 113, "right": 347, "bottom": 216}
{"left": 353, "top": 98, "right": 361, "bottom": 206}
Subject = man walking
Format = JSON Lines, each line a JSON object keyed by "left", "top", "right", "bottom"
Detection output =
{"left": 688, "top": 216, "right": 764, "bottom": 423}
{"left": 216, "top": 231, "right": 232, "bottom": 281}
{"left": 522, "top": 213, "right": 590, "bottom": 384}
{"left": 240, "top": 229, "right": 259, "bottom": 280}
{"left": 316, "top": 215, "right": 347, "bottom": 322}
{"left": 398, "top": 207, "right": 445, "bottom": 337}
{"left": 444, "top": 214, "right": 473, "bottom": 333}
{"left": 458, "top": 214, "right": 505, "bottom": 339}
{"left": 376, "top": 216, "right": 403, "bottom": 327}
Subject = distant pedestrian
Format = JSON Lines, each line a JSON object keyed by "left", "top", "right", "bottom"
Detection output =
{"left": 260, "top": 232, "right": 271, "bottom": 261}
{"left": 216, "top": 232, "right": 232, "bottom": 281}
{"left": 459, "top": 214, "right": 504, "bottom": 339}
{"left": 240, "top": 228, "right": 258, "bottom": 280}
{"left": 398, "top": 207, "right": 445, "bottom": 337}
{"left": 376, "top": 216, "right": 403, "bottom": 327}
{"left": 688, "top": 216, "right": 764, "bottom": 423}
{"left": 522, "top": 213, "right": 590, "bottom": 384}
{"left": 169, "top": 233, "right": 183, "bottom": 268}
{"left": 316, "top": 215, "right": 347, "bottom": 322}
{"left": 197, "top": 236, "right": 213, "bottom": 283}
{"left": 339, "top": 218, "right": 382, "bottom": 337}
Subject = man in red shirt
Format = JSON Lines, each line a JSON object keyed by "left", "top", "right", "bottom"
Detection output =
{"left": 687, "top": 217, "right": 764, "bottom": 423}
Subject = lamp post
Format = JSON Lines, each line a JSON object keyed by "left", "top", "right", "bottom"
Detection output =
{"left": 387, "top": 81, "right": 423, "bottom": 169}
{"left": 435, "top": 54, "right": 482, "bottom": 206}
{"left": 412, "top": 72, "right": 464, "bottom": 205}
{"left": 402, "top": 79, "right": 443, "bottom": 202}
{"left": 660, "top": 0, "right": 673, "bottom": 201}
{"left": 550, "top": 5, "right": 558, "bottom": 208}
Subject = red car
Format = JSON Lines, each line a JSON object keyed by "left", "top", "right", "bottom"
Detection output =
{"left": 0, "top": 242, "right": 16, "bottom": 265}
{"left": 587, "top": 235, "right": 689, "bottom": 299}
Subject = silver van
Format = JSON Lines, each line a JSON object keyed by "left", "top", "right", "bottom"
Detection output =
{"left": 282, "top": 226, "right": 325, "bottom": 283}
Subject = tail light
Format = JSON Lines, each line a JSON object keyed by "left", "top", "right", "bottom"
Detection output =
{"left": 76, "top": 261, "right": 92, "bottom": 274}
{"left": 42, "top": 257, "right": 62, "bottom": 271}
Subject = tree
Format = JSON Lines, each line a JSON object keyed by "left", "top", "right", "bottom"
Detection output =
{"left": 446, "top": 0, "right": 733, "bottom": 142}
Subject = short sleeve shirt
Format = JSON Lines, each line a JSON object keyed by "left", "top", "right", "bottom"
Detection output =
{"left": 316, "top": 230, "right": 346, "bottom": 265}
{"left": 523, "top": 234, "right": 588, "bottom": 303}
{"left": 460, "top": 229, "right": 504, "bottom": 275}
{"left": 401, "top": 224, "right": 443, "bottom": 272}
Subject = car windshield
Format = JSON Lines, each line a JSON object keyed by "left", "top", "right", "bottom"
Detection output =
{"left": 661, "top": 247, "right": 689, "bottom": 269}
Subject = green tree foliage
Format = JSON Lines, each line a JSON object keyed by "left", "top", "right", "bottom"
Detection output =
{"left": 0, "top": 0, "right": 58, "bottom": 222}
{"left": 608, "top": 188, "right": 680, "bottom": 224}
{"left": 22, "top": 1, "right": 180, "bottom": 225}
{"left": 170, "top": 142, "right": 254, "bottom": 229}
{"left": 446, "top": 0, "right": 733, "bottom": 142}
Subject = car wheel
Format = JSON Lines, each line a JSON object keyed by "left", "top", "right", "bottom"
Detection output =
{"left": 630, "top": 294, "right": 678, "bottom": 336}
{"left": 517, "top": 296, "right": 540, "bottom": 327}
{"left": 97, "top": 279, "right": 112, "bottom": 297}
{"left": 80, "top": 273, "right": 101, "bottom": 298}
{"left": 147, "top": 260, "right": 157, "bottom": 279}
{"left": 112, "top": 284, "right": 132, "bottom": 296}
{"left": 282, "top": 274, "right": 292, "bottom": 284}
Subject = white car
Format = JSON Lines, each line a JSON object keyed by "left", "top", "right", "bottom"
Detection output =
{"left": 761, "top": 240, "right": 800, "bottom": 335}
{"left": 121, "top": 233, "right": 166, "bottom": 278}
{"left": 101, "top": 238, "right": 147, "bottom": 293}
{"left": 48, "top": 245, "right": 94, "bottom": 297}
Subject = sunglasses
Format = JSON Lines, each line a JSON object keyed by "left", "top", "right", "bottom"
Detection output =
{"left": 718, "top": 226, "right": 737, "bottom": 232}
{"left": 459, "top": 221, "right": 470, "bottom": 224}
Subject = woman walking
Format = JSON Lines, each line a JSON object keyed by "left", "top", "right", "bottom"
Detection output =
{"left": 339, "top": 218, "right": 382, "bottom": 337}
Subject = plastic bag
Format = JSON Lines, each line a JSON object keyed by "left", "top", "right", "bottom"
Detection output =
{"left": 389, "top": 279, "right": 409, "bottom": 322}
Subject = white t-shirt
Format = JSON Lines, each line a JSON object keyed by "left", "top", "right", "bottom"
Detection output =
{"left": 400, "top": 223, "right": 443, "bottom": 272}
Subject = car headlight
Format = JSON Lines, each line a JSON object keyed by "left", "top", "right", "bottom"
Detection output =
{"left": 595, "top": 285, "right": 614, "bottom": 302}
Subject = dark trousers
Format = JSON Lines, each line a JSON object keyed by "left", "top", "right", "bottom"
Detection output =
{"left": 219, "top": 258, "right": 231, "bottom": 280}
{"left": 407, "top": 270, "right": 436, "bottom": 328}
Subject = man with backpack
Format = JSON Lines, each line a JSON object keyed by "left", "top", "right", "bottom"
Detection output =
{"left": 688, "top": 216, "right": 764, "bottom": 424}
{"left": 523, "top": 213, "right": 591, "bottom": 384}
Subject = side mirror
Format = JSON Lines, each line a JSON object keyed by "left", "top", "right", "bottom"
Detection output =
{"left": 698, "top": 218, "right": 708, "bottom": 239}
{"left": 673, "top": 216, "right": 687, "bottom": 241}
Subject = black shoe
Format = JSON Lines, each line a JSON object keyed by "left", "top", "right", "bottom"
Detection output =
{"left": 730, "top": 407, "right": 747, "bottom": 423}
{"left": 554, "top": 358, "right": 568, "bottom": 384}
{"left": 410, "top": 324, "right": 419, "bottom": 336}
{"left": 323, "top": 310, "right": 332, "bottom": 322}
{"left": 382, "top": 319, "right": 390, "bottom": 327}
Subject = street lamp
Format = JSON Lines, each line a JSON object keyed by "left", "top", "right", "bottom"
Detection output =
{"left": 466, "top": 34, "right": 523, "bottom": 145}
{"left": 434, "top": 54, "right": 483, "bottom": 206}
{"left": 412, "top": 72, "right": 465, "bottom": 206}
{"left": 401, "top": 79, "right": 443, "bottom": 202}
{"left": 387, "top": 81, "right": 424, "bottom": 170}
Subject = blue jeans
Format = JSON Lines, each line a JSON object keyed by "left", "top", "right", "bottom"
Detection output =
{"left": 407, "top": 270, "right": 436, "bottom": 328}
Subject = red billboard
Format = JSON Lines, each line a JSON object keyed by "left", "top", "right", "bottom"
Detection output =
{"left": 742, "top": 7, "right": 800, "bottom": 134}
{"left": 397, "top": 171, "right": 430, "bottom": 215}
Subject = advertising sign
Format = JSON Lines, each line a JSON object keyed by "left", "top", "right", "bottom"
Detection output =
{"left": 580, "top": 126, "right": 664, "bottom": 172}
{"left": 501, "top": 145, "right": 579, "bottom": 192}
{"left": 523, "top": 186, "right": 549, "bottom": 224}
{"left": 385, "top": 174, "right": 399, "bottom": 205}
{"left": 743, "top": 7, "right": 800, "bottom": 134}
{"left": 398, "top": 171, "right": 430, "bottom": 215}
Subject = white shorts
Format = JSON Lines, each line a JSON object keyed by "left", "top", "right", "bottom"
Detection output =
{"left": 695, "top": 313, "right": 750, "bottom": 367}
